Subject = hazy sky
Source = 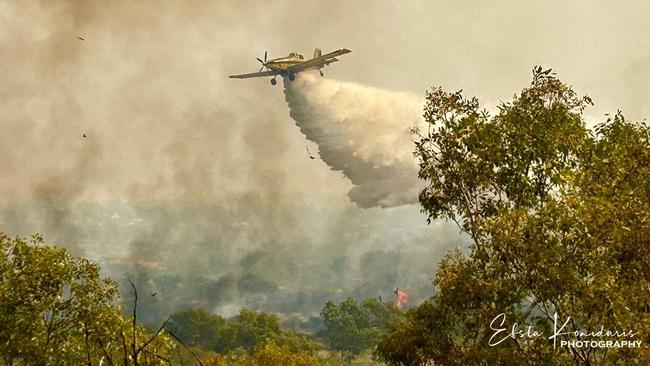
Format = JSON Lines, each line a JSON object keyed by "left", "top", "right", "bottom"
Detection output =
{"left": 2, "top": 0, "right": 648, "bottom": 204}
{"left": 0, "top": 0, "right": 647, "bottom": 317}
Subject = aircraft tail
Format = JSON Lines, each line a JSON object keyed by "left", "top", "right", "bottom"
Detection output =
{"left": 314, "top": 48, "right": 322, "bottom": 58}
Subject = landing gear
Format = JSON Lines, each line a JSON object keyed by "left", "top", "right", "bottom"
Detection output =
{"left": 289, "top": 73, "right": 295, "bottom": 81}
{"left": 270, "top": 78, "right": 277, "bottom": 85}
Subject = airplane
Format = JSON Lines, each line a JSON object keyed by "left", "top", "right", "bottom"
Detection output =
{"left": 229, "top": 48, "right": 351, "bottom": 85}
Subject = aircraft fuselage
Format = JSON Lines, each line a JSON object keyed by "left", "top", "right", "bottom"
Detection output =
{"left": 265, "top": 54, "right": 306, "bottom": 72}
{"left": 228, "top": 48, "right": 349, "bottom": 84}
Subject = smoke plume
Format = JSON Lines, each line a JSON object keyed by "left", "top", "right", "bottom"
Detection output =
{"left": 284, "top": 74, "right": 424, "bottom": 208}
{"left": 0, "top": 1, "right": 460, "bottom": 323}
{"left": 10, "top": 0, "right": 646, "bottom": 321}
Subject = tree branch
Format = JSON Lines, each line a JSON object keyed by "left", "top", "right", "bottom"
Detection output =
{"left": 127, "top": 276, "right": 138, "bottom": 366}
{"left": 137, "top": 314, "right": 172, "bottom": 354}
{"left": 165, "top": 328, "right": 205, "bottom": 366}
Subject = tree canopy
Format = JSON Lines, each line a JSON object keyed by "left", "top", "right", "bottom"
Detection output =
{"left": 0, "top": 233, "right": 175, "bottom": 365}
{"left": 168, "top": 307, "right": 317, "bottom": 357}
{"left": 319, "top": 298, "right": 402, "bottom": 362}
{"left": 376, "top": 67, "right": 650, "bottom": 365}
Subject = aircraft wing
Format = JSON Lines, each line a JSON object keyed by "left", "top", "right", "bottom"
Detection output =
{"left": 229, "top": 70, "right": 281, "bottom": 79}
{"left": 287, "top": 48, "right": 351, "bottom": 72}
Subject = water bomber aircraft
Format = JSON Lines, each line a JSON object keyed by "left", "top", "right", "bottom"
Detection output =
{"left": 229, "top": 48, "right": 351, "bottom": 85}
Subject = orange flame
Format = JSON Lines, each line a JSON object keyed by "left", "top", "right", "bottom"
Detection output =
{"left": 394, "top": 288, "right": 409, "bottom": 309}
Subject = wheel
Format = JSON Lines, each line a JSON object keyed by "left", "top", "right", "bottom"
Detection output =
{"left": 289, "top": 73, "right": 295, "bottom": 81}
{"left": 270, "top": 78, "right": 277, "bottom": 85}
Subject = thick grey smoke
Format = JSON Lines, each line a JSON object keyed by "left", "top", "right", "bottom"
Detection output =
{"left": 284, "top": 74, "right": 424, "bottom": 208}
{"left": 0, "top": 2, "right": 460, "bottom": 322}
{"left": 3, "top": 0, "right": 647, "bottom": 323}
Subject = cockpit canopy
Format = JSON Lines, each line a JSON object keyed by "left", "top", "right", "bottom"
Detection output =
{"left": 288, "top": 52, "right": 304, "bottom": 59}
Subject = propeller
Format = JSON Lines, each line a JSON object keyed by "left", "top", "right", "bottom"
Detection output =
{"left": 257, "top": 51, "right": 268, "bottom": 72}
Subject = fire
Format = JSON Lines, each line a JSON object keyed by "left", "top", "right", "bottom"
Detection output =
{"left": 394, "top": 287, "right": 409, "bottom": 309}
